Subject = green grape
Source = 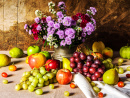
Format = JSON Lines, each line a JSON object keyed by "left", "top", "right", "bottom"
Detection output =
{"left": 49, "top": 79, "right": 53, "bottom": 84}
{"left": 25, "top": 71, "right": 31, "bottom": 77}
{"left": 43, "top": 75, "right": 49, "bottom": 81}
{"left": 49, "top": 84, "right": 54, "bottom": 89}
{"left": 118, "top": 62, "right": 122, "bottom": 66}
{"left": 2, "top": 79, "right": 8, "bottom": 84}
{"left": 51, "top": 69, "right": 58, "bottom": 75}
{"left": 107, "top": 58, "right": 112, "bottom": 63}
{"left": 31, "top": 82, "right": 37, "bottom": 88}
{"left": 119, "top": 67, "right": 124, "bottom": 74}
{"left": 109, "top": 63, "right": 114, "bottom": 69}
{"left": 22, "top": 72, "right": 26, "bottom": 77}
{"left": 26, "top": 81, "right": 31, "bottom": 85}
{"left": 32, "top": 71, "right": 38, "bottom": 77}
{"left": 44, "top": 81, "right": 49, "bottom": 86}
{"left": 93, "top": 86, "right": 100, "bottom": 93}
{"left": 86, "top": 77, "right": 91, "bottom": 83}
{"left": 39, "top": 78, "right": 44, "bottom": 84}
{"left": 33, "top": 68, "right": 39, "bottom": 73}
{"left": 31, "top": 69, "right": 34, "bottom": 74}
{"left": 32, "top": 78, "right": 39, "bottom": 84}
{"left": 36, "top": 73, "right": 43, "bottom": 79}
{"left": 15, "top": 84, "right": 21, "bottom": 91}
{"left": 37, "top": 83, "right": 44, "bottom": 87}
{"left": 64, "top": 91, "right": 70, "bottom": 96}
{"left": 40, "top": 67, "right": 46, "bottom": 75}
{"left": 127, "top": 66, "right": 130, "bottom": 71}
{"left": 29, "top": 76, "right": 34, "bottom": 82}
{"left": 35, "top": 89, "right": 43, "bottom": 95}
{"left": 46, "top": 73, "right": 54, "bottom": 79}
{"left": 53, "top": 77, "right": 57, "bottom": 83}
{"left": 21, "top": 76, "right": 28, "bottom": 82}
{"left": 28, "top": 85, "right": 35, "bottom": 92}
{"left": 118, "top": 58, "right": 124, "bottom": 63}
{"left": 22, "top": 83, "right": 28, "bottom": 90}
{"left": 91, "top": 82, "right": 95, "bottom": 87}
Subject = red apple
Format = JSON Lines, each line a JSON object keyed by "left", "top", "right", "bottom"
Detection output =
{"left": 28, "top": 53, "right": 46, "bottom": 69}
{"left": 45, "top": 59, "right": 60, "bottom": 71}
{"left": 102, "top": 47, "right": 113, "bottom": 58}
{"left": 56, "top": 69, "right": 72, "bottom": 85}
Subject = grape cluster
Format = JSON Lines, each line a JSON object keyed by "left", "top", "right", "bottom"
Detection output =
{"left": 15, "top": 67, "right": 57, "bottom": 92}
{"left": 70, "top": 52, "right": 105, "bottom": 81}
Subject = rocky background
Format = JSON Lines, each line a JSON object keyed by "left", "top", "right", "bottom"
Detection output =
{"left": 0, "top": 0, "right": 129, "bottom": 51}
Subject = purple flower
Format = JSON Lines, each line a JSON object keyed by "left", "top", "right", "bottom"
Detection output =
{"left": 65, "top": 37, "right": 72, "bottom": 45}
{"left": 71, "top": 20, "right": 76, "bottom": 26}
{"left": 54, "top": 23, "right": 60, "bottom": 29}
{"left": 24, "top": 24, "right": 28, "bottom": 29}
{"left": 82, "top": 38, "right": 86, "bottom": 42}
{"left": 56, "top": 30, "right": 64, "bottom": 35}
{"left": 47, "top": 32, "right": 54, "bottom": 37}
{"left": 65, "top": 28, "right": 75, "bottom": 38}
{"left": 59, "top": 35, "right": 64, "bottom": 39}
{"left": 26, "top": 29, "right": 28, "bottom": 32}
{"left": 58, "top": 18, "right": 63, "bottom": 23}
{"left": 87, "top": 31, "right": 92, "bottom": 35}
{"left": 43, "top": 35, "right": 47, "bottom": 40}
{"left": 82, "top": 32, "right": 87, "bottom": 37}
{"left": 29, "top": 30, "right": 32, "bottom": 35}
{"left": 35, "top": 17, "right": 40, "bottom": 23}
{"left": 58, "top": 1, "right": 65, "bottom": 7}
{"left": 91, "top": 18, "right": 96, "bottom": 26}
{"left": 60, "top": 40, "right": 66, "bottom": 46}
{"left": 47, "top": 27, "right": 51, "bottom": 32}
{"left": 46, "top": 16, "right": 52, "bottom": 22}
{"left": 48, "top": 21, "right": 54, "bottom": 27}
{"left": 83, "top": 22, "right": 95, "bottom": 33}
{"left": 36, "top": 25, "right": 42, "bottom": 31}
{"left": 63, "top": 16, "right": 72, "bottom": 26}
{"left": 57, "top": 11, "right": 64, "bottom": 19}
{"left": 90, "top": 7, "right": 97, "bottom": 15}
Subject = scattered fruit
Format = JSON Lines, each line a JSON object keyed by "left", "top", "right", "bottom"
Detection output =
{"left": 2, "top": 79, "right": 8, "bottom": 84}
{"left": 49, "top": 84, "right": 54, "bottom": 89}
{"left": 9, "top": 47, "right": 23, "bottom": 58}
{"left": 93, "top": 86, "right": 100, "bottom": 93}
{"left": 102, "top": 47, "right": 113, "bottom": 58}
{"left": 8, "top": 65, "right": 17, "bottom": 71}
{"left": 64, "top": 91, "right": 70, "bottom": 97}
{"left": 28, "top": 85, "right": 35, "bottom": 92}
{"left": 15, "top": 84, "right": 21, "bottom": 91}
{"left": 1, "top": 72, "right": 8, "bottom": 78}
{"left": 120, "top": 46, "right": 130, "bottom": 59}
{"left": 27, "top": 45, "right": 41, "bottom": 56}
{"left": 118, "top": 67, "right": 124, "bottom": 74}
{"left": 126, "top": 66, "right": 130, "bottom": 71}
{"left": 103, "top": 69, "right": 119, "bottom": 85}
{"left": 118, "top": 58, "right": 124, "bottom": 63}
{"left": 0, "top": 54, "right": 11, "bottom": 67}
{"left": 98, "top": 92, "right": 104, "bottom": 97}
{"left": 56, "top": 69, "right": 72, "bottom": 85}
{"left": 118, "top": 81, "right": 124, "bottom": 87}
{"left": 126, "top": 74, "right": 130, "bottom": 78}
{"left": 35, "top": 89, "right": 43, "bottom": 95}
{"left": 28, "top": 53, "right": 46, "bottom": 69}
{"left": 70, "top": 83, "right": 76, "bottom": 89}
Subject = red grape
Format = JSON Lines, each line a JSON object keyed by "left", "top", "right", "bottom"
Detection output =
{"left": 75, "top": 57, "right": 81, "bottom": 63}
{"left": 87, "top": 55, "right": 94, "bottom": 61}
{"left": 97, "top": 68, "right": 104, "bottom": 74}
{"left": 86, "top": 61, "right": 93, "bottom": 67}
{"left": 77, "top": 62, "right": 83, "bottom": 69}
{"left": 94, "top": 59, "right": 102, "bottom": 65}
{"left": 70, "top": 62, "right": 76, "bottom": 68}
{"left": 91, "top": 75, "right": 97, "bottom": 81}
{"left": 78, "top": 69, "right": 83, "bottom": 74}
{"left": 73, "top": 52, "right": 80, "bottom": 57}
{"left": 86, "top": 73, "right": 91, "bottom": 78}
{"left": 98, "top": 77, "right": 103, "bottom": 81}
{"left": 80, "top": 53, "right": 87, "bottom": 60}
{"left": 83, "top": 66, "right": 89, "bottom": 73}
{"left": 126, "top": 74, "right": 130, "bottom": 78}
{"left": 91, "top": 63, "right": 99, "bottom": 68}
{"left": 70, "top": 57, "right": 75, "bottom": 63}
{"left": 73, "top": 68, "right": 79, "bottom": 73}
{"left": 100, "top": 64, "right": 105, "bottom": 70}
{"left": 83, "top": 72, "right": 88, "bottom": 76}
{"left": 89, "top": 67, "right": 96, "bottom": 74}
{"left": 94, "top": 72, "right": 101, "bottom": 78}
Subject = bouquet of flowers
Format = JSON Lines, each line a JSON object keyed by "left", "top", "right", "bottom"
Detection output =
{"left": 24, "top": 1, "right": 97, "bottom": 49}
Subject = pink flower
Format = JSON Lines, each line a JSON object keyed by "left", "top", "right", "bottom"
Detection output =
{"left": 33, "top": 33, "right": 38, "bottom": 40}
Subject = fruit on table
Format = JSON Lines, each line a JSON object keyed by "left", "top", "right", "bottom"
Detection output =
{"left": 49, "top": 84, "right": 54, "bottom": 89}
{"left": 103, "top": 69, "right": 119, "bottom": 85}
{"left": 1, "top": 72, "right": 8, "bottom": 77}
{"left": 2, "top": 79, "right": 8, "bottom": 84}
{"left": 92, "top": 41, "right": 105, "bottom": 53}
{"left": 45, "top": 59, "right": 60, "bottom": 71}
{"left": 0, "top": 54, "right": 11, "bottom": 67}
{"left": 118, "top": 81, "right": 124, "bottom": 87}
{"left": 120, "top": 46, "right": 130, "bottom": 59}
{"left": 40, "top": 51, "right": 51, "bottom": 60}
{"left": 64, "top": 91, "right": 70, "bottom": 97}
{"left": 70, "top": 83, "right": 76, "bottom": 89}
{"left": 8, "top": 65, "right": 17, "bottom": 71}
{"left": 27, "top": 45, "right": 41, "bottom": 56}
{"left": 93, "top": 86, "right": 101, "bottom": 93}
{"left": 62, "top": 57, "right": 72, "bottom": 72}
{"left": 15, "top": 84, "right": 21, "bottom": 91}
{"left": 56, "top": 69, "right": 72, "bottom": 85}
{"left": 35, "top": 89, "right": 43, "bottom": 95}
{"left": 126, "top": 66, "right": 130, "bottom": 71}
{"left": 25, "top": 56, "right": 29, "bottom": 64}
{"left": 91, "top": 52, "right": 103, "bottom": 60}
{"left": 102, "top": 47, "right": 113, "bottom": 58}
{"left": 118, "top": 67, "right": 124, "bottom": 74}
{"left": 9, "top": 47, "right": 23, "bottom": 58}
{"left": 126, "top": 74, "right": 130, "bottom": 78}
{"left": 98, "top": 92, "right": 104, "bottom": 97}
{"left": 28, "top": 53, "right": 46, "bottom": 69}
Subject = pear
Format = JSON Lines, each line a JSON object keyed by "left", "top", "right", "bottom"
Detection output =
{"left": 103, "top": 69, "right": 119, "bottom": 85}
{"left": 0, "top": 54, "right": 11, "bottom": 67}
{"left": 62, "top": 57, "right": 72, "bottom": 72}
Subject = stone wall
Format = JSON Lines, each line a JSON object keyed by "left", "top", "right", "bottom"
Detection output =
{"left": 0, "top": 0, "right": 129, "bottom": 51}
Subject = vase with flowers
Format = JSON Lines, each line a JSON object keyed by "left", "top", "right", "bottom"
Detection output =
{"left": 24, "top": 1, "right": 97, "bottom": 61}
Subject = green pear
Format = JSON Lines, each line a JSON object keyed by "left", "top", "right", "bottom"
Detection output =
{"left": 9, "top": 47, "right": 23, "bottom": 58}
{"left": 0, "top": 54, "right": 11, "bottom": 67}
{"left": 103, "top": 69, "right": 119, "bottom": 85}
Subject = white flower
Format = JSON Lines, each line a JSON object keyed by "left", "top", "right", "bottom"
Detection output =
{"left": 52, "top": 42, "right": 55, "bottom": 45}
{"left": 52, "top": 3, "right": 55, "bottom": 6}
{"left": 49, "top": 9, "right": 52, "bottom": 12}
{"left": 48, "top": 1, "right": 53, "bottom": 6}
{"left": 51, "top": 9, "right": 54, "bottom": 12}
{"left": 54, "top": 44, "right": 58, "bottom": 48}
{"left": 47, "top": 37, "right": 51, "bottom": 42}
{"left": 52, "top": 11, "right": 56, "bottom": 14}
{"left": 49, "top": 6, "right": 52, "bottom": 9}
{"left": 77, "top": 27, "right": 82, "bottom": 31}
{"left": 77, "top": 19, "right": 82, "bottom": 23}
{"left": 35, "top": 10, "right": 40, "bottom": 16}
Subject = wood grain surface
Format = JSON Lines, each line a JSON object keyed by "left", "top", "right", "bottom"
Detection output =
{"left": 0, "top": 0, "right": 129, "bottom": 51}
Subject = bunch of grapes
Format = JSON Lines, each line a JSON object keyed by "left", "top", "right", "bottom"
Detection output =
{"left": 70, "top": 52, "right": 105, "bottom": 81}
{"left": 15, "top": 67, "right": 57, "bottom": 92}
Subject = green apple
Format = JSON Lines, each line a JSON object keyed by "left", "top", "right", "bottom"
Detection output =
{"left": 9, "top": 47, "right": 23, "bottom": 58}
{"left": 0, "top": 54, "right": 11, "bottom": 67}
{"left": 40, "top": 51, "right": 51, "bottom": 59}
{"left": 27, "top": 45, "right": 41, "bottom": 56}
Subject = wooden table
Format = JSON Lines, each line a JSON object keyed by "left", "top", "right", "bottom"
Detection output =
{"left": 0, "top": 51, "right": 130, "bottom": 98}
